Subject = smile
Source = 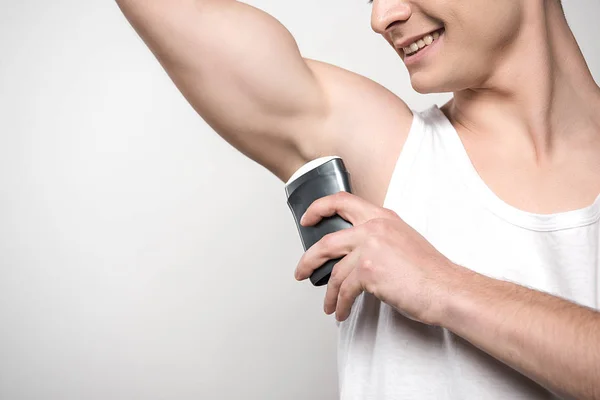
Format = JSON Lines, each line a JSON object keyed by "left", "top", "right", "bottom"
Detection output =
{"left": 402, "top": 28, "right": 444, "bottom": 57}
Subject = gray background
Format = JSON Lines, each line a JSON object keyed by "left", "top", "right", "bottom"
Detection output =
{"left": 0, "top": 1, "right": 598, "bottom": 399}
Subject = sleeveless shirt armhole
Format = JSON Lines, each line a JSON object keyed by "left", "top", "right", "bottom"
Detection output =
{"left": 383, "top": 110, "right": 426, "bottom": 210}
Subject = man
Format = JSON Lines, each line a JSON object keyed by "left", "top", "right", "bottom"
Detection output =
{"left": 115, "top": 0, "right": 600, "bottom": 399}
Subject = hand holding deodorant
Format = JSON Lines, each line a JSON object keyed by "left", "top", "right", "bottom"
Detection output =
{"left": 285, "top": 156, "right": 353, "bottom": 286}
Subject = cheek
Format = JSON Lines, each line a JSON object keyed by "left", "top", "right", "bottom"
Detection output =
{"left": 409, "top": 34, "right": 492, "bottom": 94}
{"left": 458, "top": 2, "right": 523, "bottom": 52}
{"left": 434, "top": 4, "right": 522, "bottom": 90}
{"left": 405, "top": 1, "right": 523, "bottom": 93}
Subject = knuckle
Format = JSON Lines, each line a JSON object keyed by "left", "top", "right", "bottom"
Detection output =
{"left": 368, "top": 218, "right": 387, "bottom": 231}
{"left": 311, "top": 196, "right": 325, "bottom": 209}
{"left": 308, "top": 197, "right": 327, "bottom": 209}
{"left": 338, "top": 284, "right": 351, "bottom": 301}
{"left": 321, "top": 232, "right": 337, "bottom": 248}
{"left": 336, "top": 191, "right": 351, "bottom": 206}
{"left": 364, "top": 219, "right": 377, "bottom": 232}
{"left": 329, "top": 266, "right": 342, "bottom": 287}
{"left": 379, "top": 217, "right": 392, "bottom": 229}
{"left": 359, "top": 255, "right": 375, "bottom": 271}
{"left": 329, "top": 274, "right": 342, "bottom": 289}
{"left": 365, "top": 235, "right": 380, "bottom": 249}
{"left": 337, "top": 191, "right": 351, "bottom": 200}
{"left": 385, "top": 208, "right": 399, "bottom": 219}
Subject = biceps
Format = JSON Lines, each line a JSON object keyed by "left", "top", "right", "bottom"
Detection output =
{"left": 134, "top": 1, "right": 326, "bottom": 132}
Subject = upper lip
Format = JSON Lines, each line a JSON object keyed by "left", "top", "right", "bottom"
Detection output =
{"left": 393, "top": 28, "right": 443, "bottom": 49}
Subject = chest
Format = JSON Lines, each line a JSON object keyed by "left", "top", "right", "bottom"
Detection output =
{"left": 459, "top": 131, "right": 600, "bottom": 215}
{"left": 398, "top": 186, "right": 600, "bottom": 309}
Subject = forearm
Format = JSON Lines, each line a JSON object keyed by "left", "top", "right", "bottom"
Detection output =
{"left": 441, "top": 267, "right": 600, "bottom": 400}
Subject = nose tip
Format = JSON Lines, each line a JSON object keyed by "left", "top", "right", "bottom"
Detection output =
{"left": 371, "top": 2, "right": 412, "bottom": 35}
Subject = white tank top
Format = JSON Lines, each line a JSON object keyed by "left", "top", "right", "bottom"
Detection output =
{"left": 336, "top": 105, "right": 600, "bottom": 400}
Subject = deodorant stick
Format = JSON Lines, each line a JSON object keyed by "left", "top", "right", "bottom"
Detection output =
{"left": 285, "top": 156, "right": 354, "bottom": 286}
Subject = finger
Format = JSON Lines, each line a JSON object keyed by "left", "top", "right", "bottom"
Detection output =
{"left": 335, "top": 269, "right": 365, "bottom": 322}
{"left": 295, "top": 225, "right": 363, "bottom": 281}
{"left": 300, "top": 192, "right": 375, "bottom": 227}
{"left": 323, "top": 249, "right": 360, "bottom": 315}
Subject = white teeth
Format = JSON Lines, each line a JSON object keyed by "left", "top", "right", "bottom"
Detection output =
{"left": 403, "top": 30, "right": 442, "bottom": 56}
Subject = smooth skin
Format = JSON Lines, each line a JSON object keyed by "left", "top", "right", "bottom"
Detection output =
{"left": 295, "top": 191, "right": 600, "bottom": 400}
{"left": 115, "top": 0, "right": 413, "bottom": 208}
{"left": 116, "top": 0, "right": 600, "bottom": 399}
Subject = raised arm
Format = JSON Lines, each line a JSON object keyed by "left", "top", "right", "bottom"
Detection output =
{"left": 115, "top": 0, "right": 414, "bottom": 204}
{"left": 115, "top": 0, "right": 328, "bottom": 181}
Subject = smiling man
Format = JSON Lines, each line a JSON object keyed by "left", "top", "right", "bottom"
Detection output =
{"left": 115, "top": 0, "right": 600, "bottom": 399}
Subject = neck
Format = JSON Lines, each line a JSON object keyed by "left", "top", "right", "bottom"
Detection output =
{"left": 447, "top": 1, "right": 600, "bottom": 164}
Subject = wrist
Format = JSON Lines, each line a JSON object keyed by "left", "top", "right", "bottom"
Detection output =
{"left": 433, "top": 262, "right": 480, "bottom": 330}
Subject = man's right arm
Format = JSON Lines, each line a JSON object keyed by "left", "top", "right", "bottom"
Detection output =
{"left": 115, "top": 0, "right": 330, "bottom": 182}
{"left": 116, "top": 0, "right": 415, "bottom": 206}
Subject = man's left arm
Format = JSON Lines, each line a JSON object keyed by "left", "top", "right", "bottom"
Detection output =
{"left": 294, "top": 191, "right": 600, "bottom": 400}
{"left": 442, "top": 267, "right": 600, "bottom": 400}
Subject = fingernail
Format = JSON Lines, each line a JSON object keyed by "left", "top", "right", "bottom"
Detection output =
{"left": 300, "top": 213, "right": 306, "bottom": 225}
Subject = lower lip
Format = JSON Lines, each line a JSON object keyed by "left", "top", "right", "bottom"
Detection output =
{"left": 403, "top": 30, "right": 444, "bottom": 67}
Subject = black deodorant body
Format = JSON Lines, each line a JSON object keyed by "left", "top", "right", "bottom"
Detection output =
{"left": 285, "top": 156, "right": 353, "bottom": 286}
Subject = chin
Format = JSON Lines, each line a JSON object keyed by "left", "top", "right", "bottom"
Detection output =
{"left": 410, "top": 72, "right": 441, "bottom": 94}
{"left": 410, "top": 70, "right": 466, "bottom": 94}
